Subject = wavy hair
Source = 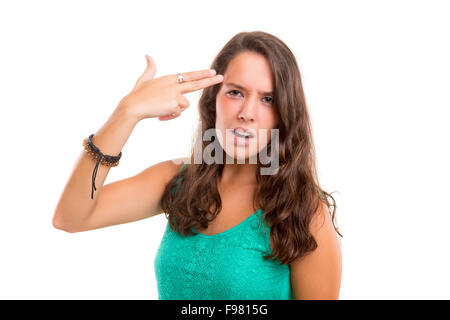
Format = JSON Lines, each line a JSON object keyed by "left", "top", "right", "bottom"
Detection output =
{"left": 160, "top": 31, "right": 342, "bottom": 265}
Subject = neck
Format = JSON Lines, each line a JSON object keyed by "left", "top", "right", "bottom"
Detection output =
{"left": 220, "top": 161, "right": 257, "bottom": 187}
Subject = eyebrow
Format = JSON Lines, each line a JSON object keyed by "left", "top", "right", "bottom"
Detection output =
{"left": 225, "top": 82, "right": 273, "bottom": 96}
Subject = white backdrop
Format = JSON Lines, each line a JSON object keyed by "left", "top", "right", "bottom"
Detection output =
{"left": 1, "top": 0, "right": 449, "bottom": 299}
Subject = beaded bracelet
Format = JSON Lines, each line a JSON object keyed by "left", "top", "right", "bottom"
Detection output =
{"left": 83, "top": 134, "right": 122, "bottom": 199}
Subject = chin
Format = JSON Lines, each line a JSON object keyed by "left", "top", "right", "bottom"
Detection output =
{"left": 216, "top": 130, "right": 266, "bottom": 164}
{"left": 223, "top": 144, "right": 262, "bottom": 164}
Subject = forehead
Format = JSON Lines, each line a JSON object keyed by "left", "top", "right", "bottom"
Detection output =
{"left": 224, "top": 52, "right": 273, "bottom": 93}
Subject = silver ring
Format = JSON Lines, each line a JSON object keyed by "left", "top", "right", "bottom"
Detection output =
{"left": 176, "top": 73, "right": 184, "bottom": 84}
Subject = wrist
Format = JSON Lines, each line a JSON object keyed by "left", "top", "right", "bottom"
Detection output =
{"left": 116, "top": 97, "right": 141, "bottom": 124}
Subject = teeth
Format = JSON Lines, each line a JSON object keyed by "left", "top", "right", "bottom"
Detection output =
{"left": 234, "top": 128, "right": 252, "bottom": 137}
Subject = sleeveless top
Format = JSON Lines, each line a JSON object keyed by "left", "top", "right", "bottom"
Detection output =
{"left": 154, "top": 163, "right": 294, "bottom": 300}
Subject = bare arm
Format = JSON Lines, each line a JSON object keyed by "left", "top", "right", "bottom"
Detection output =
{"left": 52, "top": 103, "right": 140, "bottom": 232}
{"left": 52, "top": 54, "right": 222, "bottom": 233}
{"left": 290, "top": 202, "right": 342, "bottom": 299}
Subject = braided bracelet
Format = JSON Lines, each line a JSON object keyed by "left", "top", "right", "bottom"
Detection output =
{"left": 83, "top": 134, "right": 122, "bottom": 199}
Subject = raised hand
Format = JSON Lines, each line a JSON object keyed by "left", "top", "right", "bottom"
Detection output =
{"left": 120, "top": 55, "right": 223, "bottom": 121}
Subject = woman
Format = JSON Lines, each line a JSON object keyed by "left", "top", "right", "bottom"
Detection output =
{"left": 53, "top": 31, "right": 342, "bottom": 300}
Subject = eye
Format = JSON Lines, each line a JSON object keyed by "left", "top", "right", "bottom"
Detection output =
{"left": 226, "top": 90, "right": 274, "bottom": 105}
{"left": 227, "top": 89, "right": 242, "bottom": 97}
{"left": 263, "top": 96, "right": 274, "bottom": 104}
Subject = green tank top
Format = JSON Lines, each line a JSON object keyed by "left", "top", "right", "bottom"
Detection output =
{"left": 154, "top": 163, "right": 294, "bottom": 299}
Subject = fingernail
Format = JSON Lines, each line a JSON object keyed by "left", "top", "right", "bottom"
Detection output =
{"left": 210, "top": 69, "right": 216, "bottom": 75}
{"left": 171, "top": 113, "right": 177, "bottom": 116}
{"left": 217, "top": 74, "right": 223, "bottom": 81}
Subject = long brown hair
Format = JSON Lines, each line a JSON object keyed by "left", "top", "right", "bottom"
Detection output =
{"left": 160, "top": 31, "right": 342, "bottom": 265}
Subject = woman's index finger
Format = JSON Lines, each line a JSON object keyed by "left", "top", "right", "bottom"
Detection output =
{"left": 180, "top": 69, "right": 216, "bottom": 82}
{"left": 180, "top": 74, "right": 224, "bottom": 93}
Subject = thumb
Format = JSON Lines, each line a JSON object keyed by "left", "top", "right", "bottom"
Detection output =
{"left": 141, "top": 54, "right": 157, "bottom": 81}
{"left": 131, "top": 54, "right": 157, "bottom": 92}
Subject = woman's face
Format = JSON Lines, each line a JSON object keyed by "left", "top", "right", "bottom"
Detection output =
{"left": 215, "top": 51, "right": 279, "bottom": 162}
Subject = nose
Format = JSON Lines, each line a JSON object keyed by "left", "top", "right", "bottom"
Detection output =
{"left": 237, "top": 95, "right": 257, "bottom": 122}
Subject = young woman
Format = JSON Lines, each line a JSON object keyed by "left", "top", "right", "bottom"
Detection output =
{"left": 53, "top": 31, "right": 342, "bottom": 300}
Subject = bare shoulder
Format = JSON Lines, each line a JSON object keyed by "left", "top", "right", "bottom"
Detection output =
{"left": 143, "top": 156, "right": 189, "bottom": 183}
{"left": 290, "top": 200, "right": 342, "bottom": 299}
{"left": 136, "top": 156, "right": 190, "bottom": 191}
{"left": 310, "top": 201, "right": 332, "bottom": 233}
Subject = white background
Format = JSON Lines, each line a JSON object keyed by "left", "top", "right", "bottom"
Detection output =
{"left": 1, "top": 0, "right": 449, "bottom": 299}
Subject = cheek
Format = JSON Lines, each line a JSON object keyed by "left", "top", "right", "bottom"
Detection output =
{"left": 216, "top": 95, "right": 236, "bottom": 120}
{"left": 215, "top": 95, "right": 231, "bottom": 133}
{"left": 260, "top": 109, "right": 279, "bottom": 141}
{"left": 262, "top": 108, "right": 278, "bottom": 129}
{"left": 268, "top": 106, "right": 279, "bottom": 125}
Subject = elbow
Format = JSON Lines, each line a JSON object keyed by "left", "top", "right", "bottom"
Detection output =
{"left": 52, "top": 213, "right": 77, "bottom": 233}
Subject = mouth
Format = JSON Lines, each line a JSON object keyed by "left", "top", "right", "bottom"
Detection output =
{"left": 232, "top": 127, "right": 255, "bottom": 139}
